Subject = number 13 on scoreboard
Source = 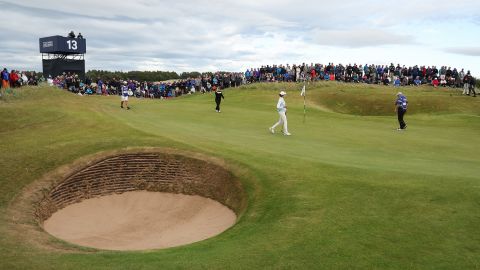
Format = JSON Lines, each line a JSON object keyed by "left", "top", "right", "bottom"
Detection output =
{"left": 67, "top": 40, "right": 78, "bottom": 50}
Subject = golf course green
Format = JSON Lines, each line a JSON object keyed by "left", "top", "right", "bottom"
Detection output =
{"left": 1, "top": 82, "right": 479, "bottom": 269}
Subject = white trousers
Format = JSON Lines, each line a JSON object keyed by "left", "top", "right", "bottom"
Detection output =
{"left": 272, "top": 111, "right": 288, "bottom": 133}
{"left": 463, "top": 83, "right": 470, "bottom": 95}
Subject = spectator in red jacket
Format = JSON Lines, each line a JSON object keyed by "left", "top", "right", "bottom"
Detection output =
{"left": 9, "top": 70, "right": 19, "bottom": 88}
{"left": 432, "top": 77, "right": 439, "bottom": 88}
{"left": 310, "top": 68, "right": 316, "bottom": 81}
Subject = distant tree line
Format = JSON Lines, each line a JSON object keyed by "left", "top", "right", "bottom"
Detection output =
{"left": 77, "top": 69, "right": 480, "bottom": 89}
{"left": 85, "top": 70, "right": 204, "bottom": 82}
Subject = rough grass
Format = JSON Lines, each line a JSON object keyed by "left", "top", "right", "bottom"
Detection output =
{"left": 304, "top": 81, "right": 480, "bottom": 115}
{"left": 0, "top": 83, "right": 479, "bottom": 269}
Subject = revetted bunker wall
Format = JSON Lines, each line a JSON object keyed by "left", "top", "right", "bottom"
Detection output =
{"left": 36, "top": 152, "right": 245, "bottom": 223}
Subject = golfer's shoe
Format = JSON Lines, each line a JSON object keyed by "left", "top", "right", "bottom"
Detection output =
{"left": 284, "top": 132, "right": 292, "bottom": 136}
{"left": 127, "top": 107, "right": 131, "bottom": 110}
{"left": 269, "top": 127, "right": 275, "bottom": 134}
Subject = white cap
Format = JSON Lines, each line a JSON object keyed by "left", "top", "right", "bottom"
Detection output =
{"left": 397, "top": 92, "right": 403, "bottom": 96}
{"left": 280, "top": 91, "right": 286, "bottom": 96}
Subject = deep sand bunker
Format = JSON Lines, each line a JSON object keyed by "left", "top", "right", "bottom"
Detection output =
{"left": 35, "top": 151, "right": 246, "bottom": 251}
{"left": 44, "top": 191, "right": 236, "bottom": 250}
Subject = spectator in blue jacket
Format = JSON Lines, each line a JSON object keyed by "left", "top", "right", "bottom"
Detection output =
{"left": 413, "top": 77, "right": 422, "bottom": 86}
{"left": 1, "top": 68, "right": 10, "bottom": 89}
{"left": 394, "top": 77, "right": 401, "bottom": 87}
{"left": 97, "top": 79, "right": 103, "bottom": 95}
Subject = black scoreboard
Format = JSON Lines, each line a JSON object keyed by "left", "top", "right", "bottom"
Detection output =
{"left": 39, "top": 34, "right": 87, "bottom": 79}
{"left": 39, "top": 35, "right": 86, "bottom": 54}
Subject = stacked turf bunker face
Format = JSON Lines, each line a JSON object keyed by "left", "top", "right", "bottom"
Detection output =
{"left": 35, "top": 151, "right": 246, "bottom": 250}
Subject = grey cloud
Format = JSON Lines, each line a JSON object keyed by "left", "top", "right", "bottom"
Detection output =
{"left": 1, "top": 0, "right": 479, "bottom": 73}
{"left": 0, "top": 1, "right": 162, "bottom": 24}
{"left": 313, "top": 29, "right": 415, "bottom": 48}
{"left": 445, "top": 47, "right": 480, "bottom": 56}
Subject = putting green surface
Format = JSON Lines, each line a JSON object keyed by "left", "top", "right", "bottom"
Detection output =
{"left": 1, "top": 82, "right": 479, "bottom": 269}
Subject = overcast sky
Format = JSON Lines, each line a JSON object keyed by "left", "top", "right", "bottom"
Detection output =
{"left": 1, "top": 0, "right": 479, "bottom": 75}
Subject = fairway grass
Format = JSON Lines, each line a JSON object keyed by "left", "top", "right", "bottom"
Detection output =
{"left": 1, "top": 82, "right": 479, "bottom": 269}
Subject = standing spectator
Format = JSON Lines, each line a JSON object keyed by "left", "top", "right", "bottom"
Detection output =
{"left": 11, "top": 70, "right": 19, "bottom": 88}
{"left": 269, "top": 91, "right": 291, "bottom": 136}
{"left": 463, "top": 71, "right": 472, "bottom": 95}
{"left": 458, "top": 69, "right": 465, "bottom": 88}
{"left": 310, "top": 68, "right": 316, "bottom": 81}
{"left": 395, "top": 92, "right": 408, "bottom": 131}
{"left": 213, "top": 85, "right": 224, "bottom": 113}
{"left": 469, "top": 76, "right": 476, "bottom": 97}
{"left": 2, "top": 68, "right": 10, "bottom": 89}
{"left": 97, "top": 78, "right": 103, "bottom": 95}
{"left": 21, "top": 73, "right": 28, "bottom": 86}
{"left": 245, "top": 69, "right": 251, "bottom": 82}
{"left": 127, "top": 80, "right": 136, "bottom": 96}
{"left": 47, "top": 75, "right": 53, "bottom": 86}
{"left": 295, "top": 65, "right": 301, "bottom": 82}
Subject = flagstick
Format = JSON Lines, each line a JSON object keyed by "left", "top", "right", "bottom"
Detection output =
{"left": 303, "top": 82, "right": 306, "bottom": 124}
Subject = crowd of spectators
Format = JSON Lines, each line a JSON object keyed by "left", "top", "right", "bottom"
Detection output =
{"left": 48, "top": 62, "right": 478, "bottom": 99}
{"left": 244, "top": 63, "right": 476, "bottom": 91}
{"left": 1, "top": 68, "right": 41, "bottom": 90}
{"left": 3, "top": 61, "right": 478, "bottom": 100}
{"left": 1, "top": 68, "right": 42, "bottom": 98}
{"left": 49, "top": 72, "right": 245, "bottom": 98}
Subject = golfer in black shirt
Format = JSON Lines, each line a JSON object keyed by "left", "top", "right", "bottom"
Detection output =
{"left": 214, "top": 86, "right": 224, "bottom": 112}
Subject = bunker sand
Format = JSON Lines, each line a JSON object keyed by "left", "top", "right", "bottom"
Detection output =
{"left": 43, "top": 191, "right": 236, "bottom": 251}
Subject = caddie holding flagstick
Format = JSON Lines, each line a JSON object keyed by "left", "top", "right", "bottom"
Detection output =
{"left": 301, "top": 82, "right": 306, "bottom": 123}
{"left": 269, "top": 90, "right": 291, "bottom": 136}
{"left": 120, "top": 81, "right": 131, "bottom": 110}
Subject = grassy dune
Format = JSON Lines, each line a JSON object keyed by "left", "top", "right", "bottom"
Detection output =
{"left": 1, "top": 82, "right": 479, "bottom": 269}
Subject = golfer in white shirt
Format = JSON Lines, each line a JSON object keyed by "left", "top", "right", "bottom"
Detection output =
{"left": 269, "top": 91, "right": 291, "bottom": 136}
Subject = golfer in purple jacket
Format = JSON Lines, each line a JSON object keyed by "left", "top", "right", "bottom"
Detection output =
{"left": 395, "top": 92, "right": 408, "bottom": 131}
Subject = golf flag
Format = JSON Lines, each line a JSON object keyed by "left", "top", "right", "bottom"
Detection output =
{"left": 300, "top": 85, "right": 306, "bottom": 96}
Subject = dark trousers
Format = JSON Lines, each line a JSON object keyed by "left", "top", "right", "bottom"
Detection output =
{"left": 397, "top": 107, "right": 407, "bottom": 129}
{"left": 469, "top": 85, "right": 477, "bottom": 96}
{"left": 215, "top": 99, "right": 221, "bottom": 111}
